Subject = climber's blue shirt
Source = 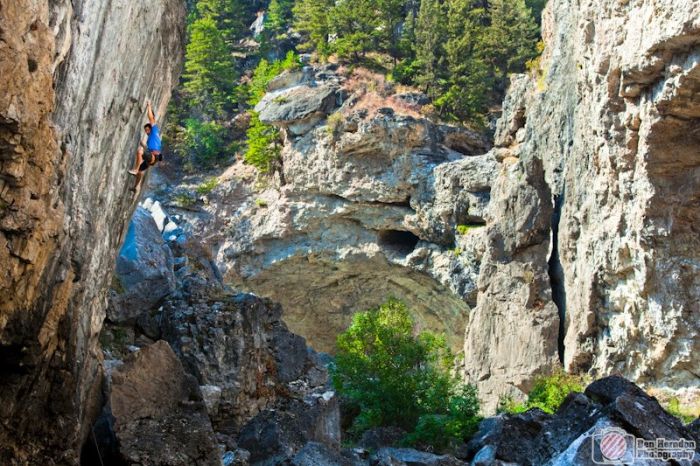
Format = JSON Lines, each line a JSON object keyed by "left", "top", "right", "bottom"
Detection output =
{"left": 147, "top": 124, "right": 162, "bottom": 152}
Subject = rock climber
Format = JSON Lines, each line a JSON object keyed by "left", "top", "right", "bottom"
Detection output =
{"left": 128, "top": 99, "right": 163, "bottom": 191}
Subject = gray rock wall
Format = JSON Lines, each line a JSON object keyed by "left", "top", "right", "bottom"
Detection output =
{"left": 464, "top": 0, "right": 700, "bottom": 411}
{"left": 0, "top": 0, "right": 184, "bottom": 462}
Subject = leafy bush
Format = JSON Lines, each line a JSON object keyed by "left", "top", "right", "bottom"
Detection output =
{"left": 196, "top": 177, "right": 219, "bottom": 195}
{"left": 331, "top": 299, "right": 481, "bottom": 451}
{"left": 499, "top": 371, "right": 585, "bottom": 415}
{"left": 403, "top": 384, "right": 481, "bottom": 451}
{"left": 664, "top": 397, "right": 698, "bottom": 424}
{"left": 175, "top": 118, "right": 228, "bottom": 170}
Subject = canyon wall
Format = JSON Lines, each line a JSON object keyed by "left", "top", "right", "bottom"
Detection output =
{"left": 464, "top": 0, "right": 700, "bottom": 410}
{"left": 0, "top": 0, "right": 184, "bottom": 462}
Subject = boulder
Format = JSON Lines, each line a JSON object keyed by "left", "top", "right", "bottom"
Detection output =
{"left": 161, "top": 281, "right": 330, "bottom": 435}
{"left": 255, "top": 83, "right": 338, "bottom": 135}
{"left": 108, "top": 341, "right": 220, "bottom": 465}
{"left": 237, "top": 390, "right": 341, "bottom": 464}
{"left": 291, "top": 442, "right": 359, "bottom": 466}
{"left": 267, "top": 68, "right": 313, "bottom": 92}
{"left": 462, "top": 376, "right": 700, "bottom": 465}
{"left": 393, "top": 92, "right": 431, "bottom": 107}
{"left": 358, "top": 426, "right": 407, "bottom": 450}
{"left": 372, "top": 448, "right": 467, "bottom": 466}
{"left": 108, "top": 207, "right": 175, "bottom": 323}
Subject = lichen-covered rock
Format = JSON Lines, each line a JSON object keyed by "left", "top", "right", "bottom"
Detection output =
{"left": 108, "top": 341, "right": 220, "bottom": 466}
{"left": 108, "top": 207, "right": 176, "bottom": 323}
{"left": 0, "top": 0, "right": 184, "bottom": 461}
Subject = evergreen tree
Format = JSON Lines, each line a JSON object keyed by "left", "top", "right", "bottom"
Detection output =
{"left": 414, "top": 0, "right": 447, "bottom": 96}
{"left": 293, "top": 0, "right": 335, "bottom": 56}
{"left": 526, "top": 0, "right": 547, "bottom": 25}
{"left": 330, "top": 0, "right": 381, "bottom": 61}
{"left": 480, "top": 0, "right": 539, "bottom": 94}
{"left": 378, "top": 0, "right": 408, "bottom": 62}
{"left": 183, "top": 15, "right": 237, "bottom": 116}
{"left": 436, "top": 0, "right": 490, "bottom": 122}
{"left": 265, "top": 0, "right": 294, "bottom": 38}
{"left": 196, "top": 0, "right": 249, "bottom": 45}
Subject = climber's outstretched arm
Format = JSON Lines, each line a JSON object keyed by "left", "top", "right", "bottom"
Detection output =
{"left": 147, "top": 100, "right": 156, "bottom": 126}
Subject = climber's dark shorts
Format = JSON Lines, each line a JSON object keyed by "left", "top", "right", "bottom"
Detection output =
{"left": 138, "top": 150, "right": 162, "bottom": 172}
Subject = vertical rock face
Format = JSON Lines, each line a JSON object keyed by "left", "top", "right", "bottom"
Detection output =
{"left": 0, "top": 0, "right": 184, "bottom": 462}
{"left": 465, "top": 0, "right": 700, "bottom": 410}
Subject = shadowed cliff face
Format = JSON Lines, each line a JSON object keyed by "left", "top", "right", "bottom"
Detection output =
{"left": 0, "top": 0, "right": 185, "bottom": 462}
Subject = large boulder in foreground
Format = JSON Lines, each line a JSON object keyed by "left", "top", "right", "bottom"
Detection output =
{"left": 237, "top": 389, "right": 341, "bottom": 464}
{"left": 463, "top": 376, "right": 700, "bottom": 465}
{"left": 108, "top": 207, "right": 175, "bottom": 323}
{"left": 161, "top": 288, "right": 323, "bottom": 434}
{"left": 109, "top": 340, "right": 220, "bottom": 466}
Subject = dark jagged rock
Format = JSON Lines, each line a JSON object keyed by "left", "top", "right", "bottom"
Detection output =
{"left": 161, "top": 288, "right": 327, "bottom": 434}
{"left": 372, "top": 448, "right": 467, "bottom": 466}
{"left": 108, "top": 341, "right": 220, "bottom": 466}
{"left": 108, "top": 207, "right": 176, "bottom": 324}
{"left": 237, "top": 390, "right": 340, "bottom": 464}
{"left": 463, "top": 376, "right": 700, "bottom": 465}
{"left": 358, "top": 427, "right": 408, "bottom": 451}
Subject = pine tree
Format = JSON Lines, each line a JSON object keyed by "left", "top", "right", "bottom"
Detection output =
{"left": 330, "top": 0, "right": 381, "bottom": 61}
{"left": 183, "top": 15, "right": 237, "bottom": 116}
{"left": 526, "top": 0, "right": 547, "bottom": 25}
{"left": 266, "top": 0, "right": 294, "bottom": 37}
{"left": 414, "top": 0, "right": 447, "bottom": 96}
{"left": 480, "top": 0, "right": 539, "bottom": 94}
{"left": 378, "top": 0, "right": 407, "bottom": 62}
{"left": 434, "top": 0, "right": 490, "bottom": 121}
{"left": 293, "top": 0, "right": 335, "bottom": 56}
{"left": 196, "top": 0, "right": 249, "bottom": 45}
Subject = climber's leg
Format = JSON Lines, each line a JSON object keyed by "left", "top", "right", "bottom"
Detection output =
{"left": 128, "top": 146, "right": 145, "bottom": 175}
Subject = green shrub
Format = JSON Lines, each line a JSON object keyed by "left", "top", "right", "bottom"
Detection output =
{"left": 244, "top": 113, "right": 281, "bottom": 173}
{"left": 403, "top": 384, "right": 481, "bottom": 451}
{"left": 173, "top": 118, "right": 227, "bottom": 170}
{"left": 255, "top": 198, "right": 268, "bottom": 208}
{"left": 499, "top": 371, "right": 585, "bottom": 415}
{"left": 244, "top": 51, "right": 301, "bottom": 106}
{"left": 456, "top": 224, "right": 484, "bottom": 235}
{"left": 331, "top": 299, "right": 481, "bottom": 450}
{"left": 196, "top": 177, "right": 219, "bottom": 195}
{"left": 173, "top": 192, "right": 197, "bottom": 208}
{"left": 326, "top": 112, "right": 344, "bottom": 137}
{"left": 665, "top": 397, "right": 698, "bottom": 424}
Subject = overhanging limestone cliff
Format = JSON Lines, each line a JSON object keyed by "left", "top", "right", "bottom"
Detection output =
{"left": 0, "top": 0, "right": 185, "bottom": 462}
